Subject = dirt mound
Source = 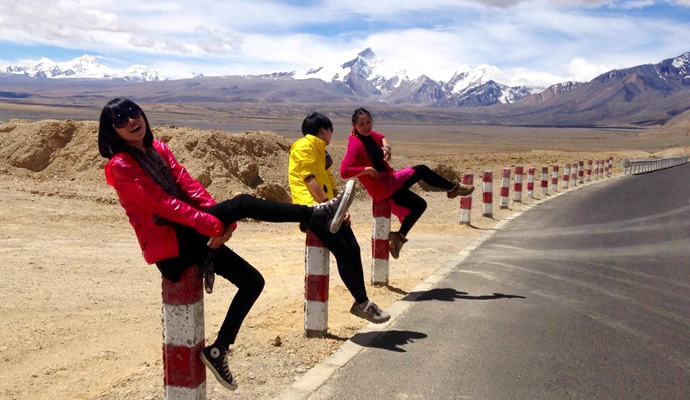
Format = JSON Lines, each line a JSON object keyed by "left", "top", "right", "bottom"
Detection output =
{"left": 0, "top": 120, "right": 296, "bottom": 201}
{"left": 0, "top": 120, "right": 466, "bottom": 202}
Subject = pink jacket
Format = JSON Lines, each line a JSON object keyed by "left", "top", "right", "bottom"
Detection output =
{"left": 105, "top": 140, "right": 233, "bottom": 264}
{"left": 340, "top": 130, "right": 414, "bottom": 221}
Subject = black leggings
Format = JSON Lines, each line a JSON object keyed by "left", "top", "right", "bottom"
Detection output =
{"left": 157, "top": 194, "right": 314, "bottom": 347}
{"left": 305, "top": 222, "right": 368, "bottom": 304}
{"left": 392, "top": 165, "right": 454, "bottom": 236}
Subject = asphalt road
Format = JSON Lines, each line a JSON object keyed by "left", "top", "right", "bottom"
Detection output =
{"left": 309, "top": 164, "right": 690, "bottom": 400}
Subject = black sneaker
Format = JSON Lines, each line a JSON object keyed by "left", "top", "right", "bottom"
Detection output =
{"left": 200, "top": 343, "right": 238, "bottom": 391}
{"left": 349, "top": 301, "right": 391, "bottom": 324}
{"left": 312, "top": 180, "right": 356, "bottom": 233}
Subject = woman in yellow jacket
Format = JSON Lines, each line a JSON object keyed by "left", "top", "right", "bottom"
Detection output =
{"left": 288, "top": 112, "right": 390, "bottom": 323}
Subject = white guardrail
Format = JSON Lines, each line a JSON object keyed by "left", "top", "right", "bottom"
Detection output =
{"left": 622, "top": 156, "right": 689, "bottom": 175}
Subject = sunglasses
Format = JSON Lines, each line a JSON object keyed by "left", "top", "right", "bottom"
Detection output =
{"left": 112, "top": 108, "right": 143, "bottom": 129}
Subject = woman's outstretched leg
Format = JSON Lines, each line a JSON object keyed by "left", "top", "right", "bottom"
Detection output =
{"left": 207, "top": 188, "right": 354, "bottom": 234}
{"left": 200, "top": 245, "right": 264, "bottom": 391}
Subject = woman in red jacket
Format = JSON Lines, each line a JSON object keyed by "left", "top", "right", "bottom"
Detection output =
{"left": 98, "top": 98, "right": 352, "bottom": 391}
{"left": 340, "top": 108, "right": 474, "bottom": 259}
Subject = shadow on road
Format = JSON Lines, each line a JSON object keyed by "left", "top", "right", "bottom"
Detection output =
{"left": 405, "top": 288, "right": 526, "bottom": 302}
{"left": 350, "top": 330, "right": 428, "bottom": 353}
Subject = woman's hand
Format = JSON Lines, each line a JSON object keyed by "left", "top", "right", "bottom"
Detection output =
{"left": 207, "top": 226, "right": 233, "bottom": 249}
{"left": 382, "top": 144, "right": 391, "bottom": 161}
{"left": 359, "top": 167, "right": 380, "bottom": 179}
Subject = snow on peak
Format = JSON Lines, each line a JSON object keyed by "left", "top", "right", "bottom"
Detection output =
{"left": 0, "top": 55, "right": 161, "bottom": 81}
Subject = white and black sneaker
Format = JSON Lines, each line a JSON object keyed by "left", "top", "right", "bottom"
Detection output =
{"left": 200, "top": 343, "right": 238, "bottom": 391}
{"left": 312, "top": 180, "right": 356, "bottom": 233}
{"left": 349, "top": 301, "right": 391, "bottom": 324}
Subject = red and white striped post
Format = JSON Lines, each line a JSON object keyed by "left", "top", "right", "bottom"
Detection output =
{"left": 562, "top": 163, "right": 570, "bottom": 189}
{"left": 460, "top": 173, "right": 473, "bottom": 225}
{"left": 586, "top": 160, "right": 593, "bottom": 182}
{"left": 482, "top": 171, "right": 493, "bottom": 217}
{"left": 551, "top": 165, "right": 559, "bottom": 192}
{"left": 500, "top": 167, "right": 510, "bottom": 209}
{"left": 570, "top": 161, "right": 577, "bottom": 187}
{"left": 599, "top": 159, "right": 604, "bottom": 178}
{"left": 578, "top": 160, "right": 585, "bottom": 184}
{"left": 527, "top": 167, "right": 535, "bottom": 198}
{"left": 162, "top": 266, "right": 206, "bottom": 400}
{"left": 608, "top": 157, "right": 613, "bottom": 177}
{"left": 513, "top": 166, "right": 523, "bottom": 203}
{"left": 594, "top": 160, "right": 600, "bottom": 180}
{"left": 304, "top": 230, "right": 329, "bottom": 337}
{"left": 371, "top": 200, "right": 391, "bottom": 285}
{"left": 540, "top": 166, "right": 549, "bottom": 196}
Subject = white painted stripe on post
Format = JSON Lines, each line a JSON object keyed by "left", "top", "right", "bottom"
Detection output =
{"left": 372, "top": 216, "right": 391, "bottom": 240}
{"left": 166, "top": 383, "right": 207, "bottom": 400}
{"left": 162, "top": 301, "right": 205, "bottom": 347}
{"left": 304, "top": 300, "right": 328, "bottom": 331}
{"left": 305, "top": 246, "right": 330, "bottom": 276}
{"left": 371, "top": 258, "right": 390, "bottom": 283}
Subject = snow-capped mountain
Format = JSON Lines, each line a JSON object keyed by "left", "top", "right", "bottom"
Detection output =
{"left": 292, "top": 48, "right": 532, "bottom": 107}
{"left": 0, "top": 55, "right": 161, "bottom": 82}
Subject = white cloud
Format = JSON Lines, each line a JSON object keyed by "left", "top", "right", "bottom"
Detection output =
{"left": 565, "top": 57, "right": 620, "bottom": 82}
{"left": 0, "top": 0, "right": 689, "bottom": 87}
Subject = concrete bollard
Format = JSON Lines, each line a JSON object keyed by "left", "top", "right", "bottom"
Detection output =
{"left": 570, "top": 161, "right": 577, "bottom": 187}
{"left": 540, "top": 166, "right": 549, "bottom": 196}
{"left": 371, "top": 200, "right": 391, "bottom": 286}
{"left": 599, "top": 159, "right": 604, "bottom": 178}
{"left": 608, "top": 157, "right": 613, "bottom": 177}
{"left": 513, "top": 166, "right": 523, "bottom": 203}
{"left": 586, "top": 160, "right": 592, "bottom": 182}
{"left": 162, "top": 266, "right": 206, "bottom": 400}
{"left": 460, "top": 173, "right": 473, "bottom": 225}
{"left": 594, "top": 160, "right": 600, "bottom": 180}
{"left": 304, "top": 230, "right": 329, "bottom": 337}
{"left": 500, "top": 167, "right": 510, "bottom": 209}
{"left": 578, "top": 160, "right": 584, "bottom": 184}
{"left": 551, "top": 165, "right": 559, "bottom": 192}
{"left": 562, "top": 163, "right": 570, "bottom": 189}
{"left": 482, "top": 171, "right": 493, "bottom": 217}
{"left": 527, "top": 167, "right": 535, "bottom": 198}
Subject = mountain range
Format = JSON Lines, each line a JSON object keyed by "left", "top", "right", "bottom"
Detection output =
{"left": 1, "top": 50, "right": 689, "bottom": 127}
{"left": 0, "top": 55, "right": 162, "bottom": 82}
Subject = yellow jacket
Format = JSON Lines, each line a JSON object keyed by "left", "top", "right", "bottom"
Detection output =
{"left": 288, "top": 134, "right": 337, "bottom": 205}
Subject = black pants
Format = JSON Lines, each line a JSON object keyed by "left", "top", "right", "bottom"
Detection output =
{"left": 156, "top": 194, "right": 313, "bottom": 347}
{"left": 392, "top": 165, "right": 454, "bottom": 236}
{"left": 304, "top": 222, "right": 368, "bottom": 304}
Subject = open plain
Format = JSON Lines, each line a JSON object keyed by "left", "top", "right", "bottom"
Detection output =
{"left": 1, "top": 105, "right": 689, "bottom": 399}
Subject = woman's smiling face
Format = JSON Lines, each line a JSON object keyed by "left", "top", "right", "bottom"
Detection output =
{"left": 353, "top": 114, "right": 373, "bottom": 136}
{"left": 113, "top": 110, "right": 146, "bottom": 147}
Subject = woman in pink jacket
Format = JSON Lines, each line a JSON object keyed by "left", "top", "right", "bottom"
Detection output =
{"left": 340, "top": 108, "right": 474, "bottom": 259}
{"left": 98, "top": 98, "right": 352, "bottom": 391}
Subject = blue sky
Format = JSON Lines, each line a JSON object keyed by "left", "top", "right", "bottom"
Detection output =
{"left": 1, "top": 0, "right": 689, "bottom": 87}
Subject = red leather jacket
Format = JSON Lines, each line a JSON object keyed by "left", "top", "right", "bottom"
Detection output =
{"left": 105, "top": 140, "right": 231, "bottom": 264}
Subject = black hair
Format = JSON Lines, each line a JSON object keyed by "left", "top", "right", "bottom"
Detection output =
{"left": 301, "top": 112, "right": 333, "bottom": 136}
{"left": 98, "top": 98, "right": 154, "bottom": 159}
{"left": 351, "top": 107, "right": 372, "bottom": 124}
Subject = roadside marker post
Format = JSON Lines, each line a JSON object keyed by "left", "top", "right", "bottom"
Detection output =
{"left": 482, "top": 171, "right": 493, "bottom": 217}
{"left": 304, "top": 230, "right": 329, "bottom": 337}
{"left": 460, "top": 173, "right": 473, "bottom": 225}
{"left": 371, "top": 200, "right": 391, "bottom": 285}
{"left": 161, "top": 266, "right": 207, "bottom": 400}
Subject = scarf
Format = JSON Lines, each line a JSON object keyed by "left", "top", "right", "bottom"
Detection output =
{"left": 127, "top": 145, "right": 185, "bottom": 225}
{"left": 356, "top": 133, "right": 386, "bottom": 172}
